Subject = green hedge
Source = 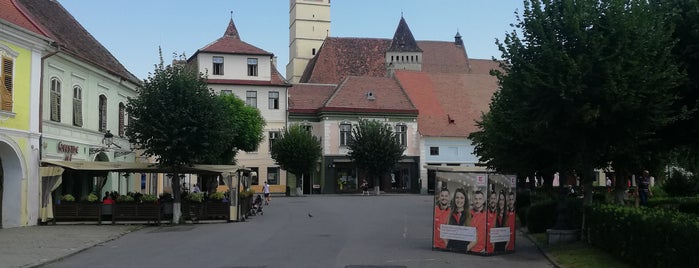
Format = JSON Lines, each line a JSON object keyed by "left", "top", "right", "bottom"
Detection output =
{"left": 526, "top": 198, "right": 583, "bottom": 233}
{"left": 585, "top": 204, "right": 699, "bottom": 267}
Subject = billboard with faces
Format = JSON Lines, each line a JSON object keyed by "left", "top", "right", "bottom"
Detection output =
{"left": 431, "top": 167, "right": 516, "bottom": 255}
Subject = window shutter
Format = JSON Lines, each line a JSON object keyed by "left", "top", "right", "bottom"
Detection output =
{"left": 51, "top": 92, "right": 60, "bottom": 121}
{"left": 73, "top": 99, "right": 82, "bottom": 126}
{"left": 1, "top": 57, "right": 12, "bottom": 111}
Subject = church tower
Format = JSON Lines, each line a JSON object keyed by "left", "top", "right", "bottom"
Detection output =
{"left": 386, "top": 16, "right": 422, "bottom": 75}
{"left": 287, "top": 0, "right": 331, "bottom": 83}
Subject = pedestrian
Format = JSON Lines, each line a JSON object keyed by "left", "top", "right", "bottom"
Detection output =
{"left": 263, "top": 181, "right": 271, "bottom": 205}
{"left": 636, "top": 170, "right": 653, "bottom": 206}
{"left": 360, "top": 179, "right": 369, "bottom": 195}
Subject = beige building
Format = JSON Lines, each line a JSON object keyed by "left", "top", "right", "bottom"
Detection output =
{"left": 188, "top": 18, "right": 291, "bottom": 194}
{"left": 287, "top": 0, "right": 330, "bottom": 83}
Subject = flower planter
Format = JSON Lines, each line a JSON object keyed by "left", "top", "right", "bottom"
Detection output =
{"left": 53, "top": 202, "right": 102, "bottom": 224}
{"left": 112, "top": 203, "right": 162, "bottom": 224}
{"left": 182, "top": 202, "right": 230, "bottom": 222}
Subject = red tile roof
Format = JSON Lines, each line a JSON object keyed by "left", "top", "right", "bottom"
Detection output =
{"left": 288, "top": 84, "right": 336, "bottom": 113}
{"left": 396, "top": 70, "right": 498, "bottom": 137}
{"left": 17, "top": 0, "right": 141, "bottom": 84}
{"left": 300, "top": 37, "right": 481, "bottom": 84}
{"left": 322, "top": 76, "right": 416, "bottom": 114}
{"left": 193, "top": 19, "right": 272, "bottom": 57}
{"left": 0, "top": 0, "right": 47, "bottom": 37}
{"left": 288, "top": 76, "right": 418, "bottom": 115}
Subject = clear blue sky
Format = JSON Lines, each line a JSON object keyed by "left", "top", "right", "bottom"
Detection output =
{"left": 59, "top": 1, "right": 524, "bottom": 80}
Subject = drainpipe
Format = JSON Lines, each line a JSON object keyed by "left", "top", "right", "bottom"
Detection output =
{"left": 38, "top": 42, "right": 61, "bottom": 160}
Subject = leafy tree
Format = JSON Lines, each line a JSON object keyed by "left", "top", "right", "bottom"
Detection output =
{"left": 472, "top": 0, "right": 683, "bottom": 205}
{"left": 209, "top": 94, "right": 265, "bottom": 165}
{"left": 126, "top": 59, "right": 228, "bottom": 222}
{"left": 347, "top": 119, "right": 405, "bottom": 193}
{"left": 270, "top": 124, "right": 321, "bottom": 195}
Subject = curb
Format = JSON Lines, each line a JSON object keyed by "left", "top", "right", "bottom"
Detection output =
{"left": 520, "top": 228, "right": 564, "bottom": 268}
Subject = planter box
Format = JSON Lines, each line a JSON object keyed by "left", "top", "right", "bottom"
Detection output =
{"left": 113, "top": 203, "right": 162, "bottom": 224}
{"left": 183, "top": 202, "right": 230, "bottom": 221}
{"left": 53, "top": 203, "right": 102, "bottom": 224}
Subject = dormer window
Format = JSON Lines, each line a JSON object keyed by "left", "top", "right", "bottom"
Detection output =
{"left": 247, "top": 58, "right": 258, "bottom": 77}
{"left": 212, "top": 56, "right": 224, "bottom": 75}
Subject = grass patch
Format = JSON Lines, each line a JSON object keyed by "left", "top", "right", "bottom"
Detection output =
{"left": 529, "top": 233, "right": 631, "bottom": 268}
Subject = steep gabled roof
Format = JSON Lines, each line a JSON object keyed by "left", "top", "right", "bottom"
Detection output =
{"left": 300, "top": 37, "right": 391, "bottom": 84}
{"left": 387, "top": 16, "right": 421, "bottom": 53}
{"left": 0, "top": 0, "right": 48, "bottom": 37}
{"left": 321, "top": 76, "right": 417, "bottom": 114}
{"left": 300, "top": 38, "right": 479, "bottom": 84}
{"left": 192, "top": 18, "right": 272, "bottom": 57}
{"left": 396, "top": 70, "right": 498, "bottom": 137}
{"left": 17, "top": 0, "right": 140, "bottom": 84}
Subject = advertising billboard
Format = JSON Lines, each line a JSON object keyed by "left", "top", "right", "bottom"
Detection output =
{"left": 431, "top": 167, "right": 516, "bottom": 255}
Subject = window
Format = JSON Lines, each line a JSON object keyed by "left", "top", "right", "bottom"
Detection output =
{"left": 220, "top": 90, "right": 232, "bottom": 95}
{"left": 247, "top": 58, "right": 258, "bottom": 76}
{"left": 340, "top": 123, "right": 352, "bottom": 146}
{"left": 430, "top": 146, "right": 439, "bottom": 156}
{"left": 98, "top": 95, "right": 107, "bottom": 132}
{"left": 268, "top": 91, "right": 279, "bottom": 109}
{"left": 267, "top": 167, "right": 280, "bottom": 185}
{"left": 269, "top": 131, "right": 280, "bottom": 151}
{"left": 246, "top": 91, "right": 257, "bottom": 107}
{"left": 395, "top": 124, "right": 407, "bottom": 146}
{"left": 301, "top": 124, "right": 312, "bottom": 133}
{"left": 212, "top": 56, "right": 224, "bottom": 75}
{"left": 72, "top": 86, "right": 82, "bottom": 126}
{"left": 50, "top": 78, "right": 61, "bottom": 122}
{"left": 250, "top": 167, "right": 259, "bottom": 185}
{"left": 118, "top": 102, "right": 125, "bottom": 137}
{"left": 312, "top": 48, "right": 316, "bottom": 55}
{"left": 1, "top": 55, "right": 14, "bottom": 111}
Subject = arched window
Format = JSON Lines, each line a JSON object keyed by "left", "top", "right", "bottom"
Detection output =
{"left": 98, "top": 95, "right": 107, "bottom": 132}
{"left": 50, "top": 78, "right": 61, "bottom": 122}
{"left": 72, "top": 85, "right": 82, "bottom": 127}
{"left": 118, "top": 102, "right": 125, "bottom": 137}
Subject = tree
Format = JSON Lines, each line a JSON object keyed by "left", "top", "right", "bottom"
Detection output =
{"left": 126, "top": 59, "right": 229, "bottom": 223}
{"left": 270, "top": 124, "right": 322, "bottom": 195}
{"left": 209, "top": 94, "right": 265, "bottom": 165}
{"left": 347, "top": 119, "right": 405, "bottom": 194}
{"left": 471, "top": 0, "right": 683, "bottom": 205}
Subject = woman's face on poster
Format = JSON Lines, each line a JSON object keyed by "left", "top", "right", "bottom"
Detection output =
{"left": 454, "top": 191, "right": 466, "bottom": 210}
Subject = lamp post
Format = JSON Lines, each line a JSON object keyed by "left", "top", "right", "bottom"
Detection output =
{"left": 102, "top": 130, "right": 114, "bottom": 147}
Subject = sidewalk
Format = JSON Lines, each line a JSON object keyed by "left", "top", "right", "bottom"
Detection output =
{"left": 0, "top": 225, "right": 138, "bottom": 268}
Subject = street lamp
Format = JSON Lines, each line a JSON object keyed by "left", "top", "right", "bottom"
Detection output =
{"left": 102, "top": 130, "right": 114, "bottom": 147}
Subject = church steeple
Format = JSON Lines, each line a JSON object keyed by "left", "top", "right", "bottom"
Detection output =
{"left": 388, "top": 16, "right": 422, "bottom": 53}
{"left": 224, "top": 18, "right": 240, "bottom": 39}
{"left": 385, "top": 15, "right": 423, "bottom": 75}
{"left": 454, "top": 30, "right": 463, "bottom": 46}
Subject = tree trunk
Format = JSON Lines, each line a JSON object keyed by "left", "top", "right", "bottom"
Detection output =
{"left": 296, "top": 174, "right": 303, "bottom": 196}
{"left": 172, "top": 174, "right": 181, "bottom": 224}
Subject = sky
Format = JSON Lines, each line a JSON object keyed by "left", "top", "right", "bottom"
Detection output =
{"left": 59, "top": 1, "right": 525, "bottom": 81}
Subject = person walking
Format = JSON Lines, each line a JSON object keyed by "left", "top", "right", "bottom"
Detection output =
{"left": 263, "top": 181, "right": 271, "bottom": 205}
{"left": 360, "top": 179, "right": 369, "bottom": 195}
{"left": 636, "top": 170, "right": 653, "bottom": 206}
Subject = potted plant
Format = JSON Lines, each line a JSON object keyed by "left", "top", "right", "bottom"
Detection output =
{"left": 60, "top": 194, "right": 75, "bottom": 203}
{"left": 187, "top": 192, "right": 204, "bottom": 203}
{"left": 83, "top": 193, "right": 99, "bottom": 203}
{"left": 116, "top": 195, "right": 135, "bottom": 203}
{"left": 140, "top": 194, "right": 158, "bottom": 203}
{"left": 209, "top": 191, "right": 225, "bottom": 202}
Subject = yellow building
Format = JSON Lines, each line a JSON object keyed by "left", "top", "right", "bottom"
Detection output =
{"left": 0, "top": 0, "right": 53, "bottom": 228}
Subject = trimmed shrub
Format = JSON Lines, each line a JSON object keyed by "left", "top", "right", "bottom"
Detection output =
{"left": 662, "top": 169, "right": 698, "bottom": 197}
{"left": 527, "top": 198, "right": 584, "bottom": 233}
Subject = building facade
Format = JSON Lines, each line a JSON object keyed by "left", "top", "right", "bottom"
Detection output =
{"left": 287, "top": 0, "right": 330, "bottom": 83}
{"left": 288, "top": 2, "right": 500, "bottom": 194}
{"left": 188, "top": 18, "right": 291, "bottom": 194}
{"left": 0, "top": 0, "right": 53, "bottom": 228}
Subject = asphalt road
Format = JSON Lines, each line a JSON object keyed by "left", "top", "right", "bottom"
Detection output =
{"left": 40, "top": 195, "right": 552, "bottom": 268}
